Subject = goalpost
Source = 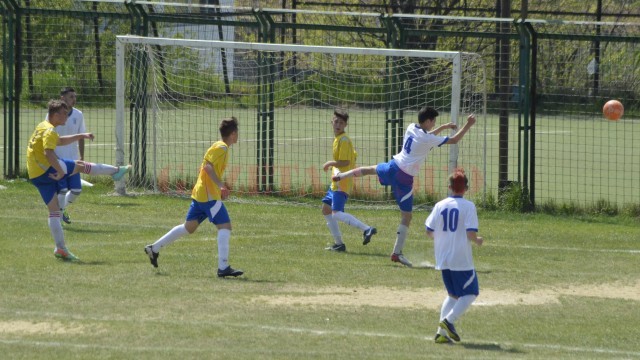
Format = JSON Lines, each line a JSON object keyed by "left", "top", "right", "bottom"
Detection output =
{"left": 115, "top": 35, "right": 486, "bottom": 204}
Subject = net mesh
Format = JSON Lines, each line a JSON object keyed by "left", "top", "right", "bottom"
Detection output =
{"left": 120, "top": 38, "right": 486, "bottom": 207}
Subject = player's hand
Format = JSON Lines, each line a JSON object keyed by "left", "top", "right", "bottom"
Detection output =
{"left": 48, "top": 171, "right": 64, "bottom": 181}
{"left": 467, "top": 114, "right": 477, "bottom": 126}
{"left": 475, "top": 236, "right": 483, "bottom": 246}
{"left": 220, "top": 187, "right": 230, "bottom": 200}
{"left": 322, "top": 161, "right": 333, "bottom": 172}
{"left": 84, "top": 133, "right": 95, "bottom": 141}
{"left": 444, "top": 122, "right": 458, "bottom": 130}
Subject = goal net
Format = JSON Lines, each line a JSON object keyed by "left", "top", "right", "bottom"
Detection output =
{"left": 115, "top": 35, "right": 486, "bottom": 205}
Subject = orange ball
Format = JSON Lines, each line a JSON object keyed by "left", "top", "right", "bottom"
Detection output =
{"left": 603, "top": 100, "right": 624, "bottom": 121}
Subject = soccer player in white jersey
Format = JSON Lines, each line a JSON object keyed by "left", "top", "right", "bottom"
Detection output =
{"left": 28, "top": 99, "right": 130, "bottom": 261}
{"left": 322, "top": 109, "right": 377, "bottom": 252}
{"left": 425, "top": 168, "right": 483, "bottom": 344}
{"left": 144, "top": 117, "right": 244, "bottom": 278}
{"left": 332, "top": 107, "right": 476, "bottom": 267}
{"left": 53, "top": 87, "right": 86, "bottom": 224}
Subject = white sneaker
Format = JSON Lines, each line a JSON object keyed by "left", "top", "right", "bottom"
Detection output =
{"left": 391, "top": 253, "right": 413, "bottom": 267}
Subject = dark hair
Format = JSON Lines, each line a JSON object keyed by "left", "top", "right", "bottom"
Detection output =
{"left": 418, "top": 106, "right": 439, "bottom": 123}
{"left": 449, "top": 167, "right": 469, "bottom": 193}
{"left": 48, "top": 99, "right": 69, "bottom": 117}
{"left": 219, "top": 116, "right": 239, "bottom": 138}
{"left": 333, "top": 109, "right": 349, "bottom": 122}
{"left": 60, "top": 87, "right": 76, "bottom": 96}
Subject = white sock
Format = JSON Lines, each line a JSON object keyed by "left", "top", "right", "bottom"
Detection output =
{"left": 392, "top": 224, "right": 409, "bottom": 254}
{"left": 48, "top": 212, "right": 65, "bottom": 249}
{"left": 447, "top": 295, "right": 476, "bottom": 323}
{"left": 217, "top": 228, "right": 231, "bottom": 270}
{"left": 332, "top": 211, "right": 369, "bottom": 231}
{"left": 84, "top": 162, "right": 118, "bottom": 176}
{"left": 324, "top": 214, "right": 343, "bottom": 245}
{"left": 438, "top": 296, "right": 457, "bottom": 335}
{"left": 57, "top": 192, "right": 67, "bottom": 211}
{"left": 152, "top": 224, "right": 189, "bottom": 252}
{"left": 66, "top": 190, "right": 80, "bottom": 206}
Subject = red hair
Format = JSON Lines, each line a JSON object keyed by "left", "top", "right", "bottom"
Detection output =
{"left": 449, "top": 168, "right": 469, "bottom": 193}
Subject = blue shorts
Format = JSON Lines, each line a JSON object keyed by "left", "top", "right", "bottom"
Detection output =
{"left": 375, "top": 160, "right": 414, "bottom": 212}
{"left": 30, "top": 160, "right": 77, "bottom": 205}
{"left": 321, "top": 188, "right": 347, "bottom": 212}
{"left": 58, "top": 172, "right": 82, "bottom": 192}
{"left": 186, "top": 200, "right": 231, "bottom": 225}
{"left": 441, "top": 269, "right": 479, "bottom": 298}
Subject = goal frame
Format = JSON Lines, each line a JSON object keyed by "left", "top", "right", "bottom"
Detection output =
{"left": 115, "top": 35, "right": 486, "bottom": 197}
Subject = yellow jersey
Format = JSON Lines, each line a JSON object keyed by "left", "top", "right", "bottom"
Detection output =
{"left": 191, "top": 140, "right": 229, "bottom": 202}
{"left": 331, "top": 132, "right": 357, "bottom": 193}
{"left": 27, "top": 121, "right": 59, "bottom": 179}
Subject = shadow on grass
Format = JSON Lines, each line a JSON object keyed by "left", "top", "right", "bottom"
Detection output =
{"left": 58, "top": 260, "right": 109, "bottom": 266}
{"left": 63, "top": 227, "right": 111, "bottom": 234}
{"left": 460, "top": 341, "right": 524, "bottom": 354}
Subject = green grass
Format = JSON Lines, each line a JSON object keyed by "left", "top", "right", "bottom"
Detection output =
{"left": 1, "top": 179, "right": 640, "bottom": 359}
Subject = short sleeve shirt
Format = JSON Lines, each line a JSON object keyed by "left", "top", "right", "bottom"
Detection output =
{"left": 27, "top": 121, "right": 59, "bottom": 179}
{"left": 191, "top": 140, "right": 229, "bottom": 202}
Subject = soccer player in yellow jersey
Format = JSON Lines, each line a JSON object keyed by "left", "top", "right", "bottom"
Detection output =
{"left": 322, "top": 109, "right": 376, "bottom": 252}
{"left": 145, "top": 117, "right": 243, "bottom": 278}
{"left": 28, "top": 99, "right": 130, "bottom": 261}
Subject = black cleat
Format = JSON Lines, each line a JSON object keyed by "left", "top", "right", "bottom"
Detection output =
{"left": 144, "top": 245, "right": 159, "bottom": 268}
{"left": 439, "top": 319, "right": 460, "bottom": 342}
{"left": 217, "top": 266, "right": 244, "bottom": 278}
{"left": 363, "top": 227, "right": 377, "bottom": 245}
{"left": 325, "top": 243, "right": 346, "bottom": 252}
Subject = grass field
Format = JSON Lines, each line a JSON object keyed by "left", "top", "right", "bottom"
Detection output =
{"left": 1, "top": 179, "right": 639, "bottom": 359}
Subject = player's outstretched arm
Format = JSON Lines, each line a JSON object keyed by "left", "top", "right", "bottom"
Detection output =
{"left": 58, "top": 133, "right": 94, "bottom": 146}
{"left": 429, "top": 122, "right": 457, "bottom": 135}
{"left": 447, "top": 114, "right": 476, "bottom": 144}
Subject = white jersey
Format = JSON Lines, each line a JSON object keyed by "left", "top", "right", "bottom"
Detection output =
{"left": 425, "top": 196, "right": 479, "bottom": 271}
{"left": 53, "top": 108, "right": 86, "bottom": 160}
{"left": 392, "top": 123, "right": 448, "bottom": 176}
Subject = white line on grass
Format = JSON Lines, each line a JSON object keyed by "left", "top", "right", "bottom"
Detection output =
{"left": 2, "top": 324, "right": 640, "bottom": 358}
{"left": 489, "top": 243, "right": 640, "bottom": 254}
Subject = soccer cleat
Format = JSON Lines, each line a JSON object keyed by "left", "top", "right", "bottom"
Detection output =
{"left": 434, "top": 333, "right": 453, "bottom": 344}
{"left": 391, "top": 253, "right": 413, "bottom": 267}
{"left": 362, "top": 227, "right": 377, "bottom": 245}
{"left": 111, "top": 165, "right": 131, "bottom": 181}
{"left": 217, "top": 266, "right": 244, "bottom": 278}
{"left": 144, "top": 245, "right": 159, "bottom": 268}
{"left": 325, "top": 243, "right": 346, "bottom": 252}
{"left": 53, "top": 247, "right": 80, "bottom": 262}
{"left": 62, "top": 209, "right": 71, "bottom": 224}
{"left": 439, "top": 319, "right": 460, "bottom": 342}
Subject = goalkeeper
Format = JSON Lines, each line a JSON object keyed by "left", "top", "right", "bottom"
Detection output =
{"left": 332, "top": 107, "right": 476, "bottom": 267}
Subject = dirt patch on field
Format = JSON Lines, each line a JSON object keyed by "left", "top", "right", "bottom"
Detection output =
{"left": 0, "top": 321, "right": 87, "bottom": 335}
{"left": 253, "top": 280, "right": 640, "bottom": 309}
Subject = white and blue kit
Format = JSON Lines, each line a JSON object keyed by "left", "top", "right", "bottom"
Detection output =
{"left": 425, "top": 195, "right": 480, "bottom": 297}
{"left": 376, "top": 123, "right": 448, "bottom": 211}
